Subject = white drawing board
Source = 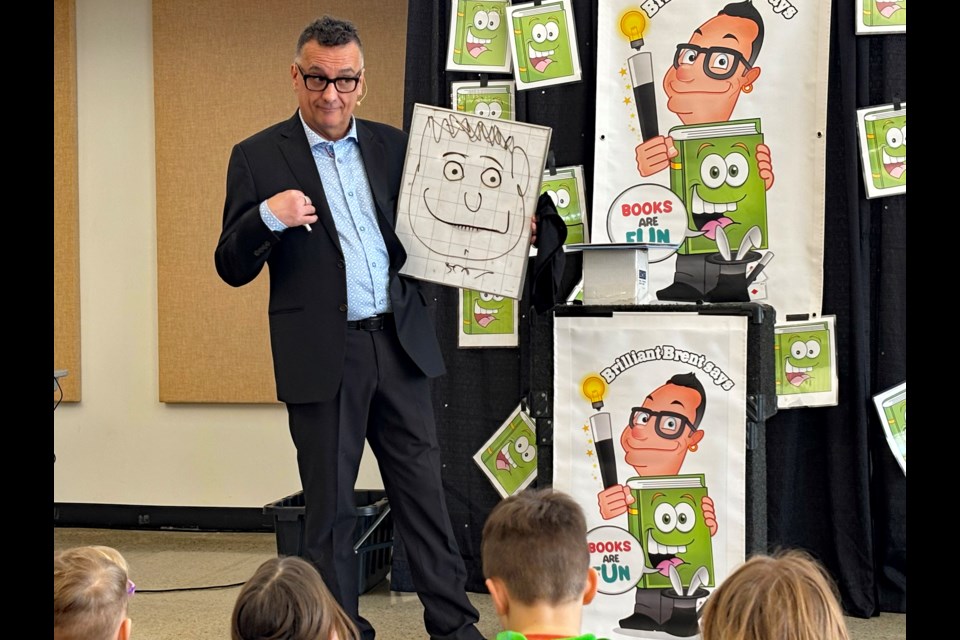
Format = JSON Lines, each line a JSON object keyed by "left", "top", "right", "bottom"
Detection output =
{"left": 396, "top": 104, "right": 552, "bottom": 299}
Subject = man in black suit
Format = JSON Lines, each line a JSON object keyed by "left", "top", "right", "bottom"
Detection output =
{"left": 215, "top": 16, "right": 484, "bottom": 640}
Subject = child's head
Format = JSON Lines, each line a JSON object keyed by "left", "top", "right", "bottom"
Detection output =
{"left": 481, "top": 488, "right": 596, "bottom": 607}
{"left": 700, "top": 549, "right": 851, "bottom": 640}
{"left": 231, "top": 555, "right": 359, "bottom": 640}
{"left": 54, "top": 545, "right": 133, "bottom": 640}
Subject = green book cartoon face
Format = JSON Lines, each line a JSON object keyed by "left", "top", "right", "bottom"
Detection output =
{"left": 456, "top": 88, "right": 513, "bottom": 120}
{"left": 540, "top": 172, "right": 585, "bottom": 244}
{"left": 862, "top": 0, "right": 906, "bottom": 27}
{"left": 512, "top": 3, "right": 575, "bottom": 82}
{"left": 864, "top": 110, "right": 906, "bottom": 189}
{"left": 452, "top": 1, "right": 510, "bottom": 68}
{"left": 625, "top": 475, "right": 714, "bottom": 590}
{"left": 669, "top": 120, "right": 767, "bottom": 256}
{"left": 882, "top": 391, "right": 906, "bottom": 439}
{"left": 462, "top": 289, "right": 515, "bottom": 334}
{"left": 774, "top": 323, "right": 832, "bottom": 395}
{"left": 480, "top": 415, "right": 537, "bottom": 495}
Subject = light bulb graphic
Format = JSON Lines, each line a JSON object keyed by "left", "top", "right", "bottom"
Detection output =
{"left": 582, "top": 375, "right": 607, "bottom": 410}
{"left": 620, "top": 10, "right": 648, "bottom": 49}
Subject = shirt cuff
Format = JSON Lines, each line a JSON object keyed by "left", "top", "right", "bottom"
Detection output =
{"left": 259, "top": 200, "right": 287, "bottom": 232}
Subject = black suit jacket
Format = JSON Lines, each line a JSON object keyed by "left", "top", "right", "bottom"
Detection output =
{"left": 215, "top": 113, "right": 445, "bottom": 404}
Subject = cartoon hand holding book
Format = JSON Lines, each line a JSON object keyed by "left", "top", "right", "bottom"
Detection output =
{"left": 635, "top": 135, "right": 773, "bottom": 192}
{"left": 596, "top": 373, "right": 718, "bottom": 537}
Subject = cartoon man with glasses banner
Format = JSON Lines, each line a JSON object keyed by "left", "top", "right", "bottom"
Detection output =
{"left": 633, "top": 1, "right": 776, "bottom": 303}
{"left": 596, "top": 373, "right": 718, "bottom": 636}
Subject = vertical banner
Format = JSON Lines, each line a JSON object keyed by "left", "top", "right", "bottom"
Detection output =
{"left": 592, "top": 1, "right": 830, "bottom": 317}
{"left": 554, "top": 312, "right": 747, "bottom": 639}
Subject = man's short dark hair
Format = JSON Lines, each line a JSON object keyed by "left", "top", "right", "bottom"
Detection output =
{"left": 718, "top": 1, "right": 764, "bottom": 66}
{"left": 482, "top": 489, "right": 588, "bottom": 605}
{"left": 667, "top": 372, "right": 707, "bottom": 428}
{"left": 296, "top": 16, "right": 363, "bottom": 57}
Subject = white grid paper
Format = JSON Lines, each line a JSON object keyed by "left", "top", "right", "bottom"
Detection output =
{"left": 397, "top": 104, "right": 552, "bottom": 298}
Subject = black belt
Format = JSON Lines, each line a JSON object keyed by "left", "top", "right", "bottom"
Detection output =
{"left": 347, "top": 313, "right": 391, "bottom": 331}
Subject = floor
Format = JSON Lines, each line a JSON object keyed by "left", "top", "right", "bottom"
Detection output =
{"left": 53, "top": 528, "right": 906, "bottom": 640}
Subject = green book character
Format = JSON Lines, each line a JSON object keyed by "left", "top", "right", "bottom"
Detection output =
{"left": 882, "top": 389, "right": 906, "bottom": 456}
{"left": 449, "top": 0, "right": 511, "bottom": 71}
{"left": 625, "top": 474, "right": 714, "bottom": 590}
{"left": 669, "top": 118, "right": 768, "bottom": 256}
{"left": 509, "top": 1, "right": 577, "bottom": 85}
{"left": 774, "top": 322, "right": 832, "bottom": 395}
{"left": 540, "top": 167, "right": 588, "bottom": 245}
{"left": 454, "top": 85, "right": 514, "bottom": 120}
{"left": 862, "top": 0, "right": 906, "bottom": 27}
{"left": 475, "top": 410, "right": 537, "bottom": 497}
{"left": 863, "top": 107, "right": 906, "bottom": 190}
{"left": 462, "top": 289, "right": 515, "bottom": 334}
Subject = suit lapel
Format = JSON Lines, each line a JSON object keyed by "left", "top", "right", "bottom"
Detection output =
{"left": 276, "top": 113, "right": 342, "bottom": 253}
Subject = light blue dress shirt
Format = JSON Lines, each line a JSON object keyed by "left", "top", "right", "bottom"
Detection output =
{"left": 260, "top": 114, "right": 392, "bottom": 321}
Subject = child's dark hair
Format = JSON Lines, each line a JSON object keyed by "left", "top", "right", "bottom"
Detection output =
{"left": 232, "top": 556, "right": 359, "bottom": 640}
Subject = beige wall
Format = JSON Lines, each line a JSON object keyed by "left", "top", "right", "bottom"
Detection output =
{"left": 54, "top": 0, "right": 384, "bottom": 507}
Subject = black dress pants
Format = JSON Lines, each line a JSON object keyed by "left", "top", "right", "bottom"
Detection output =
{"left": 287, "top": 319, "right": 483, "bottom": 640}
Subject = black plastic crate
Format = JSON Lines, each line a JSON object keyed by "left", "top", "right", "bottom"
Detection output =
{"left": 263, "top": 490, "right": 393, "bottom": 594}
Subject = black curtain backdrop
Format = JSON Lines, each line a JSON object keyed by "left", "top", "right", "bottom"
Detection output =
{"left": 401, "top": 0, "right": 905, "bottom": 617}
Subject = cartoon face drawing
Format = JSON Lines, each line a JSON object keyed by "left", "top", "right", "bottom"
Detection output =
{"left": 620, "top": 380, "right": 705, "bottom": 477}
{"left": 626, "top": 482, "right": 714, "bottom": 588}
{"left": 480, "top": 416, "right": 537, "bottom": 495}
{"left": 676, "top": 133, "right": 767, "bottom": 254}
{"left": 865, "top": 111, "right": 906, "bottom": 189}
{"left": 862, "top": 0, "right": 907, "bottom": 27}
{"left": 462, "top": 289, "right": 514, "bottom": 334}
{"left": 775, "top": 326, "right": 832, "bottom": 395}
{"left": 455, "top": 1, "right": 510, "bottom": 66}
{"left": 410, "top": 114, "right": 531, "bottom": 263}
{"left": 460, "top": 93, "right": 510, "bottom": 120}
{"left": 514, "top": 5, "right": 575, "bottom": 81}
{"left": 663, "top": 12, "right": 762, "bottom": 125}
{"left": 627, "top": 475, "right": 713, "bottom": 588}
{"left": 540, "top": 173, "right": 585, "bottom": 244}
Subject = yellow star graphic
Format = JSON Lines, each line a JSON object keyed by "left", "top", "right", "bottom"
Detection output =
{"left": 586, "top": 449, "right": 595, "bottom": 458}
{"left": 582, "top": 425, "right": 590, "bottom": 433}
{"left": 623, "top": 96, "right": 632, "bottom": 105}
{"left": 630, "top": 113, "right": 636, "bottom": 118}
{"left": 619, "top": 67, "right": 627, "bottom": 76}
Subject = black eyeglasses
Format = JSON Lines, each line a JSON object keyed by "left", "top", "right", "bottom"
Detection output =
{"left": 296, "top": 64, "right": 362, "bottom": 93}
{"left": 672, "top": 43, "right": 752, "bottom": 80}
{"left": 629, "top": 407, "right": 697, "bottom": 440}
